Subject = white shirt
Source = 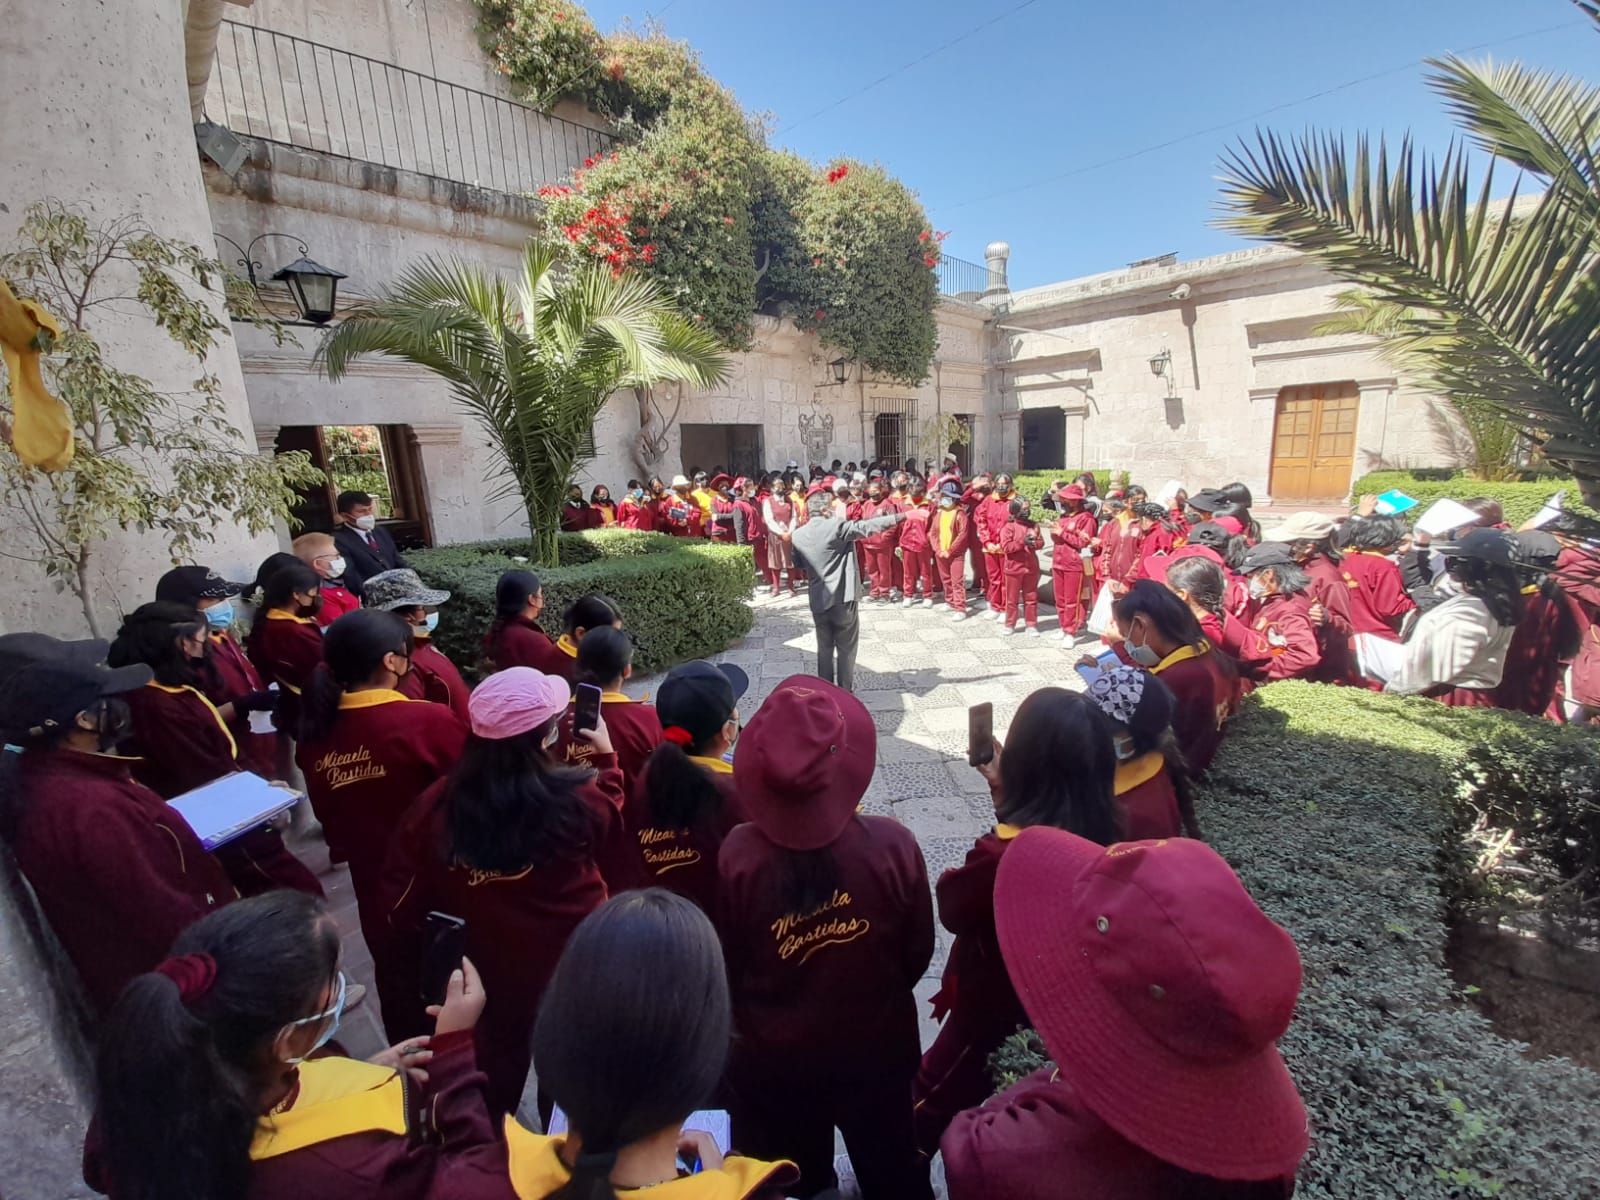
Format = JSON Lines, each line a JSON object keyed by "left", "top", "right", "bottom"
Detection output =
{"left": 1386, "top": 592, "right": 1513, "bottom": 695}
{"left": 762, "top": 498, "right": 790, "bottom": 536}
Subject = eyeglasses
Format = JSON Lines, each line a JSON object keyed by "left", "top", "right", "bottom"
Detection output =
{"left": 287, "top": 971, "right": 346, "bottom": 1029}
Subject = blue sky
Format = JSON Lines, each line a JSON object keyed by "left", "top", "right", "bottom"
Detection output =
{"left": 576, "top": 0, "right": 1596, "bottom": 290}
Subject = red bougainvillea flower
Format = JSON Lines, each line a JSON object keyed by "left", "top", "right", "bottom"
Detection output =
{"left": 814, "top": 309, "right": 825, "bottom": 320}
{"left": 554, "top": 10, "right": 565, "bottom": 18}
{"left": 723, "top": 215, "right": 735, "bottom": 224}
{"left": 924, "top": 256, "right": 938, "bottom": 267}
{"left": 825, "top": 164, "right": 850, "bottom": 185}
{"left": 917, "top": 231, "right": 930, "bottom": 242}
{"left": 607, "top": 59, "right": 625, "bottom": 80}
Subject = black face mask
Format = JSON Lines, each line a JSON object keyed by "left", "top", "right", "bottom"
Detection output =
{"left": 87, "top": 698, "right": 133, "bottom": 751}
{"left": 302, "top": 595, "right": 324, "bottom": 617}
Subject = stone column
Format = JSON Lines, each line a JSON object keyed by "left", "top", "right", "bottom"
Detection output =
{"left": 984, "top": 241, "right": 1011, "bottom": 297}
{"left": 999, "top": 411, "right": 1022, "bottom": 473}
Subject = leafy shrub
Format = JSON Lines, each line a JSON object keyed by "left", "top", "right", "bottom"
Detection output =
{"left": 409, "top": 529, "right": 755, "bottom": 674}
{"left": 1012, "top": 470, "right": 1111, "bottom": 501}
{"left": 474, "top": 0, "right": 606, "bottom": 107}
{"left": 991, "top": 682, "right": 1600, "bottom": 1199}
{"left": 1351, "top": 470, "right": 1579, "bottom": 526}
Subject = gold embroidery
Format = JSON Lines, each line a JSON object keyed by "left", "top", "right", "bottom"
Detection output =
{"left": 312, "top": 746, "right": 387, "bottom": 789}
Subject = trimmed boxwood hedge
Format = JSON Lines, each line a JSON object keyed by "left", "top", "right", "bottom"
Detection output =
{"left": 1349, "top": 470, "right": 1580, "bottom": 527}
{"left": 408, "top": 529, "right": 757, "bottom": 675}
{"left": 991, "top": 682, "right": 1600, "bottom": 1199}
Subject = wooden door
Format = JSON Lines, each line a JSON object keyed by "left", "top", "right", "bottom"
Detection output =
{"left": 1269, "top": 384, "right": 1359, "bottom": 502}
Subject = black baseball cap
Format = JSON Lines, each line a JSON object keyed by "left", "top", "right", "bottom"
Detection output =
{"left": 0, "top": 633, "right": 112, "bottom": 688}
{"left": 656, "top": 660, "right": 750, "bottom": 745}
{"left": 0, "top": 659, "right": 152, "bottom": 739}
{"left": 1185, "top": 489, "right": 1227, "bottom": 514}
{"left": 1432, "top": 528, "right": 1521, "bottom": 568}
{"left": 1239, "top": 542, "right": 1299, "bottom": 573}
{"left": 155, "top": 566, "right": 246, "bottom": 605}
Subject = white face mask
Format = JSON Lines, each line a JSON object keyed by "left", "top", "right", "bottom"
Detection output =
{"left": 1248, "top": 577, "right": 1270, "bottom": 601}
{"left": 423, "top": 611, "right": 440, "bottom": 633}
{"left": 326, "top": 556, "right": 347, "bottom": 579}
{"left": 1123, "top": 626, "right": 1161, "bottom": 668}
{"left": 354, "top": 515, "right": 377, "bottom": 532}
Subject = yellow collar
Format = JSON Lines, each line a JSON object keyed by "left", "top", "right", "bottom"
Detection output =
{"left": 1152, "top": 641, "right": 1207, "bottom": 674}
{"left": 145, "top": 682, "right": 238, "bottom": 758}
{"left": 338, "top": 689, "right": 413, "bottom": 710}
{"left": 251, "top": 1058, "right": 407, "bottom": 1161}
{"left": 503, "top": 1120, "right": 790, "bottom": 1200}
{"left": 556, "top": 634, "right": 579, "bottom": 658}
{"left": 994, "top": 822, "right": 1022, "bottom": 841}
{"left": 689, "top": 754, "right": 735, "bottom": 775}
{"left": 1114, "top": 751, "right": 1166, "bottom": 796}
{"left": 265, "top": 608, "right": 318, "bottom": 625}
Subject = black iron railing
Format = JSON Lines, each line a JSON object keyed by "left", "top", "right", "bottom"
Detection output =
{"left": 937, "top": 254, "right": 990, "bottom": 298}
{"left": 205, "top": 21, "right": 611, "bottom": 195}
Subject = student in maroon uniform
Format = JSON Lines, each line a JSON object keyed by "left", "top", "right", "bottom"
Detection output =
{"left": 1263, "top": 512, "right": 1355, "bottom": 683}
{"left": 960, "top": 475, "right": 993, "bottom": 610}
{"left": 997, "top": 497, "right": 1044, "bottom": 636}
{"left": 1110, "top": 582, "right": 1238, "bottom": 773}
{"left": 1133, "top": 502, "right": 1179, "bottom": 574}
{"left": 0, "top": 650, "right": 235, "bottom": 1013}
{"left": 1339, "top": 516, "right": 1417, "bottom": 640}
{"left": 634, "top": 660, "right": 750, "bottom": 913}
{"left": 560, "top": 483, "right": 597, "bottom": 532}
{"left": 108, "top": 603, "right": 320, "bottom": 899}
{"left": 1098, "top": 488, "right": 1147, "bottom": 597}
{"left": 942, "top": 829, "right": 1307, "bottom": 1200}
{"left": 912, "top": 689, "right": 1120, "bottom": 1160}
{"left": 1236, "top": 543, "right": 1323, "bottom": 683}
{"left": 85, "top": 891, "right": 493, "bottom": 1200}
{"left": 297, "top": 609, "right": 467, "bottom": 1037}
{"left": 897, "top": 478, "right": 937, "bottom": 607}
{"left": 431, "top": 890, "right": 800, "bottom": 1200}
{"left": 545, "top": 594, "right": 624, "bottom": 688}
{"left": 861, "top": 478, "right": 900, "bottom": 602}
{"left": 155, "top": 565, "right": 278, "bottom": 776}
{"left": 363, "top": 568, "right": 471, "bottom": 722}
{"left": 590, "top": 484, "right": 619, "bottom": 527}
{"left": 718, "top": 677, "right": 934, "bottom": 1200}
{"left": 1048, "top": 483, "right": 1099, "bottom": 642}
{"left": 552, "top": 626, "right": 663, "bottom": 791}
{"left": 733, "top": 476, "right": 766, "bottom": 565}
{"left": 384, "top": 667, "right": 624, "bottom": 1116}
{"left": 934, "top": 483, "right": 973, "bottom": 620}
{"left": 660, "top": 476, "right": 703, "bottom": 537}
{"left": 618, "top": 481, "right": 656, "bottom": 531}
{"left": 1494, "top": 531, "right": 1582, "bottom": 714}
{"left": 761, "top": 478, "right": 801, "bottom": 596}
{"left": 1085, "top": 666, "right": 1199, "bottom": 840}
{"left": 292, "top": 532, "right": 359, "bottom": 627}
{"left": 483, "top": 569, "right": 561, "bottom": 675}
{"left": 708, "top": 474, "right": 739, "bottom": 543}
{"left": 245, "top": 562, "right": 325, "bottom": 739}
{"left": 1160, "top": 553, "right": 1267, "bottom": 686}
{"left": 976, "top": 475, "right": 1014, "bottom": 619}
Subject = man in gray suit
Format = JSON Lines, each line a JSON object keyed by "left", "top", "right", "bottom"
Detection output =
{"left": 789, "top": 490, "right": 906, "bottom": 690}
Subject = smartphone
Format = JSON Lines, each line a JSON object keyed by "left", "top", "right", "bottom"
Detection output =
{"left": 420, "top": 911, "right": 466, "bottom": 1007}
{"left": 573, "top": 682, "right": 603, "bottom": 735}
{"left": 967, "top": 702, "right": 994, "bottom": 768}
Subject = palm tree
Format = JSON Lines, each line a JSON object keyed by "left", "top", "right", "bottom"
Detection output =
{"left": 319, "top": 240, "right": 730, "bottom": 565}
{"left": 1216, "top": 36, "right": 1600, "bottom": 504}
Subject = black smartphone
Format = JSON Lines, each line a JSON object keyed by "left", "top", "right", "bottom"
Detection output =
{"left": 573, "top": 682, "right": 603, "bottom": 735}
{"left": 967, "top": 703, "right": 994, "bottom": 768}
{"left": 420, "top": 911, "right": 466, "bottom": 1007}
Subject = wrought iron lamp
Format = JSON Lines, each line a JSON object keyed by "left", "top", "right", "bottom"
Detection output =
{"left": 215, "top": 233, "right": 347, "bottom": 326}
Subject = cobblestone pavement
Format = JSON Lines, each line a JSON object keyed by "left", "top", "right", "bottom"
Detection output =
{"left": 309, "top": 586, "right": 1093, "bottom": 1193}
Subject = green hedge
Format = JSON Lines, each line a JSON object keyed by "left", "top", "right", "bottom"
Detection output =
{"left": 408, "top": 529, "right": 756, "bottom": 675}
{"left": 1012, "top": 470, "right": 1111, "bottom": 501}
{"left": 1350, "top": 470, "right": 1579, "bottom": 527}
{"left": 991, "top": 682, "right": 1600, "bottom": 1199}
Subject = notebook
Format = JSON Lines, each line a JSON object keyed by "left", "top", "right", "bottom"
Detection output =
{"left": 167, "top": 772, "right": 300, "bottom": 850}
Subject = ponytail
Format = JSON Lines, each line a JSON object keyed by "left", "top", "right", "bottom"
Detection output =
{"left": 297, "top": 663, "right": 345, "bottom": 745}
{"left": 643, "top": 741, "right": 724, "bottom": 831}
{"left": 1543, "top": 578, "right": 1583, "bottom": 660}
{"left": 1159, "top": 729, "right": 1203, "bottom": 839}
{"left": 299, "top": 609, "right": 412, "bottom": 743}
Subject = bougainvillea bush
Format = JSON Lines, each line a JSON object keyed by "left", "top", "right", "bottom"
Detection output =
{"left": 475, "top": 0, "right": 944, "bottom": 384}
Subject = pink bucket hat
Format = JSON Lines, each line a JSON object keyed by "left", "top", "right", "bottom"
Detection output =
{"left": 468, "top": 667, "right": 570, "bottom": 739}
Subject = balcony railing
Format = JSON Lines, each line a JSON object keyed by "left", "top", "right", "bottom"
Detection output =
{"left": 937, "top": 254, "right": 990, "bottom": 298}
{"left": 204, "top": 21, "right": 610, "bottom": 196}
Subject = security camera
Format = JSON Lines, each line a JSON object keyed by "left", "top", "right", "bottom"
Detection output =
{"left": 1170, "top": 283, "right": 1192, "bottom": 301}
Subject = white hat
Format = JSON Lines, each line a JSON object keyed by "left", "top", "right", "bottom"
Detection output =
{"left": 943, "top": 451, "right": 958, "bottom": 463}
{"left": 1261, "top": 511, "right": 1336, "bottom": 542}
{"left": 671, "top": 474, "right": 691, "bottom": 488}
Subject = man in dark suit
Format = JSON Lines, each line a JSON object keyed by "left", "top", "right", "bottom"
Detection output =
{"left": 332, "top": 490, "right": 407, "bottom": 596}
{"left": 789, "top": 491, "right": 904, "bottom": 691}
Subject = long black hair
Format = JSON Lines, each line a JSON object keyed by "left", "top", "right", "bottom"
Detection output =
{"left": 564, "top": 594, "right": 622, "bottom": 639}
{"left": 1447, "top": 557, "right": 1526, "bottom": 628}
{"left": 259, "top": 561, "right": 321, "bottom": 614}
{"left": 488, "top": 569, "right": 542, "bottom": 652}
{"left": 93, "top": 891, "right": 341, "bottom": 1200}
{"left": 534, "top": 891, "right": 731, "bottom": 1200}
{"left": 109, "top": 602, "right": 206, "bottom": 687}
{"left": 1114, "top": 580, "right": 1206, "bottom": 650}
{"left": 445, "top": 725, "right": 595, "bottom": 872}
{"left": 299, "top": 609, "right": 413, "bottom": 744}
{"left": 249, "top": 552, "right": 301, "bottom": 605}
{"left": 996, "top": 689, "right": 1121, "bottom": 842}
{"left": 1218, "top": 481, "right": 1261, "bottom": 541}
{"left": 1345, "top": 516, "right": 1407, "bottom": 553}
{"left": 1538, "top": 577, "right": 1583, "bottom": 659}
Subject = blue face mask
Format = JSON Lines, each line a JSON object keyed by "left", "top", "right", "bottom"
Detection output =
{"left": 423, "top": 611, "right": 440, "bottom": 634}
{"left": 1124, "top": 625, "right": 1162, "bottom": 668}
{"left": 204, "top": 601, "right": 235, "bottom": 630}
{"left": 283, "top": 971, "right": 346, "bottom": 1064}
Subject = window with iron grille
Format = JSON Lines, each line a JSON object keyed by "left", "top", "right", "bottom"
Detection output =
{"left": 870, "top": 398, "right": 917, "bottom": 465}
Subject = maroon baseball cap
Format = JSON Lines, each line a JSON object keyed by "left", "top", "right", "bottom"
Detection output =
{"left": 1057, "top": 484, "right": 1086, "bottom": 502}
{"left": 995, "top": 829, "right": 1308, "bottom": 1181}
{"left": 733, "top": 675, "right": 876, "bottom": 851}
{"left": 1143, "top": 543, "right": 1224, "bottom": 583}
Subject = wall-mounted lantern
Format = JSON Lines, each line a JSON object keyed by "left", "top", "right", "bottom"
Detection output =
{"left": 216, "top": 233, "right": 347, "bottom": 327}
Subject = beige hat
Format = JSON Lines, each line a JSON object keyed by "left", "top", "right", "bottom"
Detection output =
{"left": 671, "top": 474, "right": 691, "bottom": 488}
{"left": 1261, "top": 511, "right": 1335, "bottom": 542}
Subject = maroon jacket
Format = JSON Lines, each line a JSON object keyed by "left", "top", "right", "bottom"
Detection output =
{"left": 942, "top": 1069, "right": 1294, "bottom": 1200}
{"left": 1151, "top": 645, "right": 1237, "bottom": 774}
{"left": 930, "top": 828, "right": 1025, "bottom": 1042}
{"left": 1339, "top": 550, "right": 1416, "bottom": 639}
{"left": 933, "top": 506, "right": 971, "bottom": 560}
{"left": 201, "top": 630, "right": 276, "bottom": 777}
{"left": 383, "top": 761, "right": 625, "bottom": 1115}
{"left": 246, "top": 609, "right": 324, "bottom": 734}
{"left": 11, "top": 749, "right": 233, "bottom": 1011}
{"left": 1249, "top": 593, "right": 1322, "bottom": 682}
{"left": 1302, "top": 554, "right": 1356, "bottom": 683}
{"left": 1492, "top": 587, "right": 1569, "bottom": 714}
{"left": 898, "top": 500, "right": 934, "bottom": 555}
{"left": 1050, "top": 510, "right": 1098, "bottom": 574}
{"left": 1114, "top": 754, "right": 1183, "bottom": 841}
{"left": 625, "top": 758, "right": 751, "bottom": 914}
{"left": 396, "top": 637, "right": 471, "bottom": 722}
{"left": 717, "top": 815, "right": 933, "bottom": 1076}
{"left": 84, "top": 1032, "right": 493, "bottom": 1200}
{"left": 551, "top": 692, "right": 664, "bottom": 799}
{"left": 1099, "top": 514, "right": 1144, "bottom": 589}
{"left": 484, "top": 616, "right": 562, "bottom": 676}
{"left": 998, "top": 520, "right": 1042, "bottom": 578}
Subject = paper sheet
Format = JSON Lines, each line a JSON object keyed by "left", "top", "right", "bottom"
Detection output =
{"left": 546, "top": 1106, "right": 731, "bottom": 1155}
{"left": 1414, "top": 498, "right": 1483, "bottom": 538}
{"left": 1085, "top": 584, "right": 1117, "bottom": 638}
{"left": 1352, "top": 632, "right": 1407, "bottom": 685}
{"left": 167, "top": 771, "right": 299, "bottom": 850}
{"left": 1374, "top": 489, "right": 1418, "bottom": 516}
